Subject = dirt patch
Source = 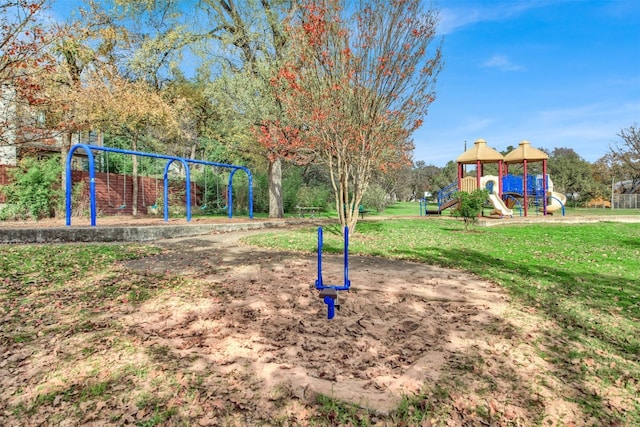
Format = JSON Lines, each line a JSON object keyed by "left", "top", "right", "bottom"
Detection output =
{"left": 121, "top": 229, "right": 583, "bottom": 424}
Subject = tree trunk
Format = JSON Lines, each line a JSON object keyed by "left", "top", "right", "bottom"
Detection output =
{"left": 329, "top": 148, "right": 368, "bottom": 233}
{"left": 59, "top": 132, "right": 73, "bottom": 218}
{"left": 268, "top": 157, "right": 284, "bottom": 218}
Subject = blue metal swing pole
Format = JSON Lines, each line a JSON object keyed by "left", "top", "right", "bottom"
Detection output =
{"left": 315, "top": 227, "right": 323, "bottom": 289}
{"left": 344, "top": 226, "right": 350, "bottom": 290}
{"left": 316, "top": 226, "right": 350, "bottom": 320}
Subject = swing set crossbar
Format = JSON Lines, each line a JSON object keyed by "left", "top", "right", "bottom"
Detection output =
{"left": 65, "top": 144, "right": 254, "bottom": 227}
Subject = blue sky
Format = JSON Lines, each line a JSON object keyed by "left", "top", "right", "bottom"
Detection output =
{"left": 49, "top": 0, "right": 639, "bottom": 168}
{"left": 414, "top": 0, "right": 640, "bottom": 166}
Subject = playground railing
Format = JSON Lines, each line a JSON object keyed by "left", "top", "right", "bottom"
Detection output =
{"left": 437, "top": 181, "right": 458, "bottom": 209}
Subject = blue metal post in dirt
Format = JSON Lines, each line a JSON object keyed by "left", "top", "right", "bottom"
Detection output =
{"left": 66, "top": 145, "right": 96, "bottom": 226}
{"left": 344, "top": 226, "right": 350, "bottom": 290}
{"left": 315, "top": 226, "right": 351, "bottom": 319}
{"left": 316, "top": 227, "right": 324, "bottom": 288}
{"left": 324, "top": 295, "right": 336, "bottom": 319}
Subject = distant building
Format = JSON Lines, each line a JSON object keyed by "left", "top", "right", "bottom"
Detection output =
{"left": 0, "top": 81, "right": 101, "bottom": 165}
{"left": 1, "top": 80, "right": 59, "bottom": 163}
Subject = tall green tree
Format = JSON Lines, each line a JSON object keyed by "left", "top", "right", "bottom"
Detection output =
{"left": 547, "top": 147, "right": 595, "bottom": 203}
{"left": 74, "top": 69, "right": 183, "bottom": 215}
{"left": 113, "top": 0, "right": 300, "bottom": 217}
{"left": 195, "top": 0, "right": 299, "bottom": 218}
{"left": 610, "top": 123, "right": 640, "bottom": 191}
{"left": 410, "top": 161, "right": 444, "bottom": 200}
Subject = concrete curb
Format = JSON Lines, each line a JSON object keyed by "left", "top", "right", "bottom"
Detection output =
{"left": 0, "top": 220, "right": 309, "bottom": 244}
{"left": 478, "top": 215, "right": 640, "bottom": 227}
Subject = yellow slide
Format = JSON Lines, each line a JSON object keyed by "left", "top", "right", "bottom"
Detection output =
{"left": 481, "top": 176, "right": 513, "bottom": 217}
{"left": 488, "top": 193, "right": 513, "bottom": 217}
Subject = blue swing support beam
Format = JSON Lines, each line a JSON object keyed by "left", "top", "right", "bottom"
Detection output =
{"left": 65, "top": 144, "right": 254, "bottom": 227}
{"left": 314, "top": 226, "right": 351, "bottom": 319}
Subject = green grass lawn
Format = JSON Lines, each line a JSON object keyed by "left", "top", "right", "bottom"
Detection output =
{"left": 287, "top": 200, "right": 640, "bottom": 219}
{"left": 190, "top": 200, "right": 639, "bottom": 220}
{"left": 245, "top": 216, "right": 640, "bottom": 424}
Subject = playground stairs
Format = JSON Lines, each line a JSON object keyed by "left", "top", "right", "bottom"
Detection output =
{"left": 435, "top": 181, "right": 458, "bottom": 213}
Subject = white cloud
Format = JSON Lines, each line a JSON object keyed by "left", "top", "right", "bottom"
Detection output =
{"left": 412, "top": 100, "right": 640, "bottom": 166}
{"left": 481, "top": 54, "right": 524, "bottom": 71}
{"left": 437, "top": 0, "right": 566, "bottom": 35}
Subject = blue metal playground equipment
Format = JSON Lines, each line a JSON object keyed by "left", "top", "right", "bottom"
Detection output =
{"left": 419, "top": 181, "right": 458, "bottom": 216}
{"left": 423, "top": 174, "right": 558, "bottom": 216}
{"left": 65, "top": 144, "right": 253, "bottom": 226}
{"left": 502, "top": 174, "right": 547, "bottom": 199}
{"left": 314, "top": 226, "right": 351, "bottom": 320}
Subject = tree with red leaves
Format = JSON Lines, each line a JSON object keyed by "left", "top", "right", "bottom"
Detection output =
{"left": 276, "top": 0, "right": 443, "bottom": 230}
{"left": 1, "top": 0, "right": 59, "bottom": 148}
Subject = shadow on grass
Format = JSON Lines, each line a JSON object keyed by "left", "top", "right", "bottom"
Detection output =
{"left": 395, "top": 245, "right": 639, "bottom": 356}
{"left": 389, "top": 245, "right": 638, "bottom": 424}
{"left": 620, "top": 238, "right": 640, "bottom": 248}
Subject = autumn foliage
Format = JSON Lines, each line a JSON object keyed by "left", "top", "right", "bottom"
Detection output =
{"left": 256, "top": 119, "right": 314, "bottom": 165}
{"left": 271, "top": 0, "right": 442, "bottom": 229}
{"left": 1, "top": 0, "right": 60, "bottom": 145}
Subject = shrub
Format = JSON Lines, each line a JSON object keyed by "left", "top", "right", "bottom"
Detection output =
{"left": 296, "top": 185, "right": 330, "bottom": 210}
{"left": 0, "top": 156, "right": 62, "bottom": 220}
{"left": 453, "top": 189, "right": 489, "bottom": 231}
{"left": 361, "top": 184, "right": 388, "bottom": 213}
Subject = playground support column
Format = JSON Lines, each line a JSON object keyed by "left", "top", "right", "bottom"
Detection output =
{"left": 162, "top": 158, "right": 193, "bottom": 223}
{"left": 316, "top": 227, "right": 324, "bottom": 288}
{"left": 542, "top": 160, "right": 548, "bottom": 215}
{"left": 476, "top": 160, "right": 481, "bottom": 190}
{"left": 227, "top": 167, "right": 254, "bottom": 219}
{"left": 344, "top": 226, "right": 349, "bottom": 288}
{"left": 523, "top": 160, "right": 528, "bottom": 216}
{"left": 498, "top": 160, "right": 503, "bottom": 198}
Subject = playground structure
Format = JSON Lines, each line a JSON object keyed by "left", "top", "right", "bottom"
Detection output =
{"left": 65, "top": 144, "right": 253, "bottom": 227}
{"left": 481, "top": 175, "right": 513, "bottom": 217}
{"left": 314, "top": 226, "right": 351, "bottom": 320}
{"left": 424, "top": 139, "right": 566, "bottom": 217}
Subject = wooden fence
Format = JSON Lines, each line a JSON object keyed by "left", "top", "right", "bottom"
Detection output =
{"left": 0, "top": 165, "right": 200, "bottom": 215}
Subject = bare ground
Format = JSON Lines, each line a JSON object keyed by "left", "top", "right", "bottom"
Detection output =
{"left": 1, "top": 222, "right": 609, "bottom": 425}
{"left": 119, "top": 229, "right": 587, "bottom": 425}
